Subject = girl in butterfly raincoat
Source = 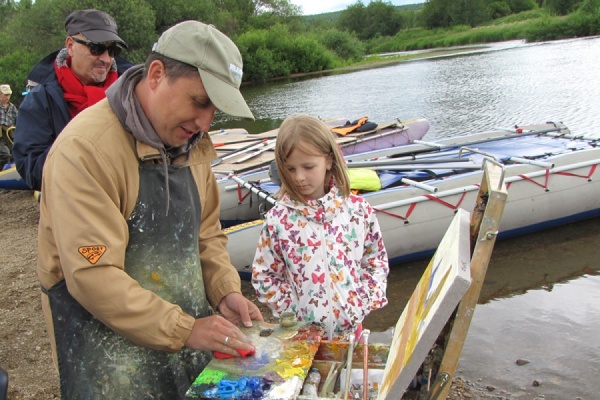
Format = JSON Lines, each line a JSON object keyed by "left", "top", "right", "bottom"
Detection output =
{"left": 251, "top": 114, "right": 389, "bottom": 340}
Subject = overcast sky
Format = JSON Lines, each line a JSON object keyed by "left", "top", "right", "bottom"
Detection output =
{"left": 290, "top": 0, "right": 425, "bottom": 15}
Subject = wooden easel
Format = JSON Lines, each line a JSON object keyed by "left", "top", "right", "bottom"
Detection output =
{"left": 424, "top": 158, "right": 508, "bottom": 400}
{"left": 373, "top": 157, "right": 508, "bottom": 400}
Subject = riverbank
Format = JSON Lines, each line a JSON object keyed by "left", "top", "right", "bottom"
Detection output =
{"left": 262, "top": 44, "right": 492, "bottom": 83}
{"left": 0, "top": 189, "right": 497, "bottom": 399}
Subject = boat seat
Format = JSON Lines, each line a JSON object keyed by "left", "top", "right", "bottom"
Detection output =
{"left": 420, "top": 169, "right": 467, "bottom": 179}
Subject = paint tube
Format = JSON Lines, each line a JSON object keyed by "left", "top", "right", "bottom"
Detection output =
{"left": 301, "top": 367, "right": 321, "bottom": 398}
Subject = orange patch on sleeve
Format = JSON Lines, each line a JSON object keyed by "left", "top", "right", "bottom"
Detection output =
{"left": 78, "top": 246, "right": 107, "bottom": 264}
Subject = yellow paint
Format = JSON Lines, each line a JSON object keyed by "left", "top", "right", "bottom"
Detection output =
{"left": 270, "top": 341, "right": 319, "bottom": 379}
{"left": 403, "top": 263, "right": 451, "bottom": 366}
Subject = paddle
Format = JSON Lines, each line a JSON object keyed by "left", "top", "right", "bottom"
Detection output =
{"left": 233, "top": 140, "right": 277, "bottom": 164}
{"left": 208, "top": 127, "right": 249, "bottom": 136}
{"left": 211, "top": 138, "right": 273, "bottom": 167}
{"left": 212, "top": 136, "right": 276, "bottom": 148}
{"left": 359, "top": 163, "right": 482, "bottom": 171}
{"left": 346, "top": 157, "right": 473, "bottom": 168}
{"left": 412, "top": 139, "right": 448, "bottom": 149}
{"left": 340, "top": 124, "right": 405, "bottom": 147}
{"left": 386, "top": 125, "right": 570, "bottom": 160}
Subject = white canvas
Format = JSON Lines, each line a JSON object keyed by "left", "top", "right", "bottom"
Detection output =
{"left": 377, "top": 208, "right": 472, "bottom": 399}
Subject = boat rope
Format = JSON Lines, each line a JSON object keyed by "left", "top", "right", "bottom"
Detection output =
{"left": 236, "top": 185, "right": 252, "bottom": 204}
{"left": 377, "top": 158, "right": 600, "bottom": 210}
{"left": 555, "top": 164, "right": 597, "bottom": 181}
{"left": 373, "top": 159, "right": 600, "bottom": 223}
{"left": 374, "top": 203, "right": 417, "bottom": 221}
{"left": 507, "top": 164, "right": 599, "bottom": 191}
{"left": 373, "top": 190, "right": 472, "bottom": 222}
{"left": 511, "top": 170, "right": 551, "bottom": 191}
{"left": 424, "top": 191, "right": 470, "bottom": 210}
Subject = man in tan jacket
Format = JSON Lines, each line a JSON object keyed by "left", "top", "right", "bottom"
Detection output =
{"left": 38, "top": 20, "right": 262, "bottom": 399}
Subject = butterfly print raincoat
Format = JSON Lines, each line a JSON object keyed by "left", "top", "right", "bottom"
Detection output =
{"left": 252, "top": 186, "right": 389, "bottom": 339}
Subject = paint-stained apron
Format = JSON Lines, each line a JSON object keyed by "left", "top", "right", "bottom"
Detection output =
{"left": 47, "top": 163, "right": 211, "bottom": 399}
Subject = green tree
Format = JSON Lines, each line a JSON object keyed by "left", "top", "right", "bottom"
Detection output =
{"left": 448, "top": 0, "right": 490, "bottom": 26}
{"left": 211, "top": 0, "right": 299, "bottom": 35}
{"left": 247, "top": 1, "right": 303, "bottom": 32}
{"left": 0, "top": 48, "right": 40, "bottom": 106}
{"left": 144, "top": 0, "right": 217, "bottom": 34}
{"left": 237, "top": 24, "right": 336, "bottom": 81}
{"left": 254, "top": 0, "right": 301, "bottom": 17}
{"left": 363, "top": 1, "right": 404, "bottom": 38}
{"left": 319, "top": 29, "right": 365, "bottom": 61}
{"left": 337, "top": 1, "right": 404, "bottom": 40}
{"left": 544, "top": 0, "right": 583, "bottom": 15}
{"left": 422, "top": 0, "right": 493, "bottom": 28}
{"left": 400, "top": 9, "right": 423, "bottom": 29}
{"left": 0, "top": 0, "right": 17, "bottom": 25}
{"left": 421, "top": 0, "right": 452, "bottom": 29}
{"left": 488, "top": 1, "right": 513, "bottom": 19}
{"left": 337, "top": 2, "right": 367, "bottom": 36}
{"left": 507, "top": 0, "right": 538, "bottom": 13}
{"left": 578, "top": 0, "right": 600, "bottom": 13}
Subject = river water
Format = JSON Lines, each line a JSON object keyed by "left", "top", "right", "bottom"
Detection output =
{"left": 216, "top": 36, "right": 600, "bottom": 398}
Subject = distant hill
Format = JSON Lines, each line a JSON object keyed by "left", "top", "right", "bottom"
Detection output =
{"left": 303, "top": 3, "right": 424, "bottom": 23}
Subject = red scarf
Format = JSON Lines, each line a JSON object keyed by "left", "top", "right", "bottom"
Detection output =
{"left": 54, "top": 58, "right": 118, "bottom": 117}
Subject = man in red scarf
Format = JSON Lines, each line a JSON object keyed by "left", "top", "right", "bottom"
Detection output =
{"left": 13, "top": 9, "right": 132, "bottom": 190}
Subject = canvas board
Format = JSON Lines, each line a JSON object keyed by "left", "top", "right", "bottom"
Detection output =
{"left": 377, "top": 208, "right": 472, "bottom": 399}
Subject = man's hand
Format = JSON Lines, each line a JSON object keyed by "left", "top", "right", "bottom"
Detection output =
{"left": 217, "top": 292, "right": 264, "bottom": 328}
{"left": 184, "top": 315, "right": 255, "bottom": 357}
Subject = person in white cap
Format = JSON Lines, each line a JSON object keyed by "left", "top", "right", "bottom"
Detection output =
{"left": 12, "top": 9, "right": 133, "bottom": 190}
{"left": 37, "top": 20, "right": 262, "bottom": 399}
{"left": 0, "top": 84, "right": 17, "bottom": 170}
{"left": 21, "top": 80, "right": 39, "bottom": 96}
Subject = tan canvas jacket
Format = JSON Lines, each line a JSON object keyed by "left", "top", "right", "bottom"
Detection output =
{"left": 38, "top": 99, "right": 241, "bottom": 353}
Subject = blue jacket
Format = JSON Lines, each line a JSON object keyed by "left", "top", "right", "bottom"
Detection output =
{"left": 13, "top": 50, "right": 132, "bottom": 190}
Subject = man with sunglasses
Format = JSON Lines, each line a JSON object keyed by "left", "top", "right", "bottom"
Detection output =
{"left": 13, "top": 9, "right": 132, "bottom": 190}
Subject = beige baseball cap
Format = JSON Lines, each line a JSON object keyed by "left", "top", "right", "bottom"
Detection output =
{"left": 0, "top": 84, "right": 12, "bottom": 95}
{"left": 152, "top": 21, "right": 254, "bottom": 121}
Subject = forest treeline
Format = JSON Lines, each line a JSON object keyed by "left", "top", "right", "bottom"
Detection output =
{"left": 1, "top": 0, "right": 599, "bottom": 105}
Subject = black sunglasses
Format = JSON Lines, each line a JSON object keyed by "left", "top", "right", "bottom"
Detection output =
{"left": 71, "top": 36, "right": 122, "bottom": 57}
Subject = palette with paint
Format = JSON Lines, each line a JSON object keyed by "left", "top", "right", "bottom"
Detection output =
{"left": 185, "top": 323, "right": 324, "bottom": 399}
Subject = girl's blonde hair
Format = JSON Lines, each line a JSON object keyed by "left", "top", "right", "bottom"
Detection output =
{"left": 274, "top": 114, "right": 350, "bottom": 204}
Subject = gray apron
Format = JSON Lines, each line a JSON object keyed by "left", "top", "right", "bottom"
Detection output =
{"left": 46, "top": 163, "right": 211, "bottom": 399}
